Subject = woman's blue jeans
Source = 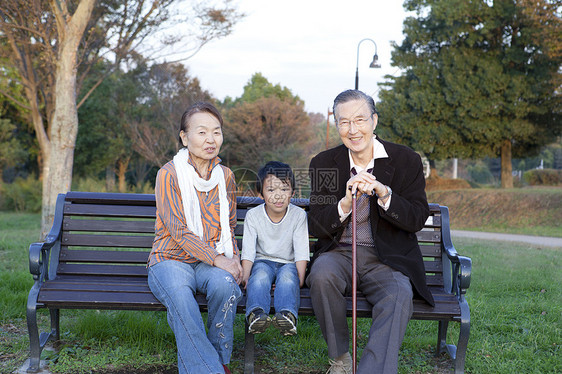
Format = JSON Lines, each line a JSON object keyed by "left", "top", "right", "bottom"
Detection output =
{"left": 148, "top": 260, "right": 242, "bottom": 374}
{"left": 245, "top": 260, "right": 300, "bottom": 318}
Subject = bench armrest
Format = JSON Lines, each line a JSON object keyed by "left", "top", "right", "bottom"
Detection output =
{"left": 29, "top": 242, "right": 50, "bottom": 278}
{"left": 439, "top": 205, "right": 472, "bottom": 298}
{"left": 28, "top": 194, "right": 66, "bottom": 281}
{"left": 457, "top": 256, "right": 472, "bottom": 295}
{"left": 444, "top": 247, "right": 472, "bottom": 298}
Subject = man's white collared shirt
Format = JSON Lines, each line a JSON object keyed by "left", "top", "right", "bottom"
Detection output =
{"left": 338, "top": 136, "right": 391, "bottom": 221}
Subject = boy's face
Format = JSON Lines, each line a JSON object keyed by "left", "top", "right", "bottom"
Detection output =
{"left": 261, "top": 174, "right": 293, "bottom": 218}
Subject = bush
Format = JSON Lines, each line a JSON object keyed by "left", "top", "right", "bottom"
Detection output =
{"left": 72, "top": 177, "right": 109, "bottom": 192}
{"left": 132, "top": 181, "right": 155, "bottom": 194}
{"left": 0, "top": 175, "right": 42, "bottom": 212}
{"left": 425, "top": 170, "right": 471, "bottom": 191}
{"left": 523, "top": 169, "right": 562, "bottom": 186}
{"left": 467, "top": 162, "right": 496, "bottom": 185}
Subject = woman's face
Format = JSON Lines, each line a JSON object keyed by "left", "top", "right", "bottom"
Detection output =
{"left": 180, "top": 112, "right": 223, "bottom": 165}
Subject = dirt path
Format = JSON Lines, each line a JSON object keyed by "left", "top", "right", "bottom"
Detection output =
{"left": 452, "top": 230, "right": 562, "bottom": 248}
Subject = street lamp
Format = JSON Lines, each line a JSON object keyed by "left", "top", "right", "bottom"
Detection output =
{"left": 326, "top": 108, "right": 334, "bottom": 149}
{"left": 355, "top": 38, "right": 381, "bottom": 90}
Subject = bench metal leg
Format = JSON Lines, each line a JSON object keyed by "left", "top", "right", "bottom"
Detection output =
{"left": 435, "top": 302, "right": 470, "bottom": 374}
{"left": 244, "top": 320, "right": 254, "bottom": 374}
{"left": 436, "top": 320, "right": 449, "bottom": 356}
{"left": 50, "top": 308, "right": 60, "bottom": 341}
{"left": 454, "top": 300, "right": 470, "bottom": 374}
{"left": 26, "top": 284, "right": 42, "bottom": 373}
{"left": 26, "top": 285, "right": 60, "bottom": 373}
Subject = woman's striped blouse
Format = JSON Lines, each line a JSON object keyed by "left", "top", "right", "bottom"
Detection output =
{"left": 148, "top": 157, "right": 239, "bottom": 266}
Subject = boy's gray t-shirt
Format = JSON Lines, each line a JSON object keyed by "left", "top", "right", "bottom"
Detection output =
{"left": 241, "top": 203, "right": 309, "bottom": 264}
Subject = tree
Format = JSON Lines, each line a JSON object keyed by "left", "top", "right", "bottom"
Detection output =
{"left": 0, "top": 80, "right": 35, "bottom": 180}
{"left": 76, "top": 58, "right": 214, "bottom": 190}
{"left": 125, "top": 61, "right": 214, "bottom": 168}
{"left": 221, "top": 74, "right": 324, "bottom": 197}
{"left": 224, "top": 96, "right": 315, "bottom": 174}
{"left": 229, "top": 72, "right": 303, "bottom": 106}
{"left": 222, "top": 72, "right": 315, "bottom": 170}
{"left": 75, "top": 63, "right": 132, "bottom": 191}
{"left": 0, "top": 118, "right": 27, "bottom": 176}
{"left": 76, "top": 58, "right": 214, "bottom": 191}
{"left": 378, "top": 0, "right": 562, "bottom": 188}
{"left": 0, "top": 0, "right": 243, "bottom": 234}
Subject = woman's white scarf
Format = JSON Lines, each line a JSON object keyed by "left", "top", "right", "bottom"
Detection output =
{"left": 173, "top": 148, "right": 233, "bottom": 258}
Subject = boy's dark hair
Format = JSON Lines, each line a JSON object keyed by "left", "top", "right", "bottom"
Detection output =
{"left": 256, "top": 161, "right": 295, "bottom": 195}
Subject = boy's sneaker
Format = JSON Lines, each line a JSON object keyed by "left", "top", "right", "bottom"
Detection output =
{"left": 247, "top": 309, "right": 271, "bottom": 334}
{"left": 272, "top": 311, "right": 297, "bottom": 336}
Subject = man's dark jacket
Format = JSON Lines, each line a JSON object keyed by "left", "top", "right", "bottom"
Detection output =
{"left": 308, "top": 138, "right": 435, "bottom": 306}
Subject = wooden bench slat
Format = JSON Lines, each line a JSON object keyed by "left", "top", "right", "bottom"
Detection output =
{"left": 425, "top": 274, "right": 444, "bottom": 287}
{"left": 51, "top": 274, "right": 149, "bottom": 283}
{"left": 64, "top": 203, "right": 156, "bottom": 218}
{"left": 296, "top": 299, "right": 460, "bottom": 320}
{"left": 38, "top": 288, "right": 460, "bottom": 320}
{"left": 423, "top": 215, "right": 442, "bottom": 228}
{"left": 63, "top": 217, "right": 155, "bottom": 233}
{"left": 60, "top": 249, "right": 149, "bottom": 264}
{"left": 420, "top": 244, "right": 442, "bottom": 257}
{"left": 37, "top": 289, "right": 212, "bottom": 312}
{"left": 65, "top": 191, "right": 156, "bottom": 206}
{"left": 416, "top": 230, "right": 442, "bottom": 243}
{"left": 41, "top": 279, "right": 151, "bottom": 293}
{"left": 423, "top": 260, "right": 443, "bottom": 273}
{"left": 57, "top": 263, "right": 148, "bottom": 277}
{"left": 236, "top": 209, "right": 249, "bottom": 220}
{"left": 38, "top": 289, "right": 162, "bottom": 308}
{"left": 62, "top": 233, "right": 154, "bottom": 248}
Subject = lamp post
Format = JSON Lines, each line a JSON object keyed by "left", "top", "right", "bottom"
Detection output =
{"left": 355, "top": 38, "right": 381, "bottom": 90}
{"left": 326, "top": 108, "right": 333, "bottom": 149}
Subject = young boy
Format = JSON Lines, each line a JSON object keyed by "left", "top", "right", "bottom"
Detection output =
{"left": 241, "top": 161, "right": 309, "bottom": 336}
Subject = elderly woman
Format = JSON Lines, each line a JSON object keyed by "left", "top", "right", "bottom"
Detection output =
{"left": 147, "top": 102, "right": 242, "bottom": 374}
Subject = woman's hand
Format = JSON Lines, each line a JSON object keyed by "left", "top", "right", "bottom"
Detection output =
{"left": 213, "top": 254, "right": 243, "bottom": 284}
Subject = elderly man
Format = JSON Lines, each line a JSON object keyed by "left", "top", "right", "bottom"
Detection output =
{"left": 307, "top": 89, "right": 435, "bottom": 374}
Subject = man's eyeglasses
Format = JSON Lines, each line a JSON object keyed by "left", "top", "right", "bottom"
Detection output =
{"left": 337, "top": 115, "right": 372, "bottom": 130}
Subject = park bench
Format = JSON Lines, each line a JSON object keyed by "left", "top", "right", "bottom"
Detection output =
{"left": 27, "top": 191, "right": 471, "bottom": 373}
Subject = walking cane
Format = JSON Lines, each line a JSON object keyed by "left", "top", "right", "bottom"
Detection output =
{"left": 351, "top": 191, "right": 358, "bottom": 374}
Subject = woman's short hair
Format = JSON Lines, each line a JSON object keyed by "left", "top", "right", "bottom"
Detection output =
{"left": 256, "top": 161, "right": 295, "bottom": 196}
{"left": 178, "top": 102, "right": 224, "bottom": 148}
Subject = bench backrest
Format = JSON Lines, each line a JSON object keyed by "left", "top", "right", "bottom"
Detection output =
{"left": 53, "top": 192, "right": 447, "bottom": 291}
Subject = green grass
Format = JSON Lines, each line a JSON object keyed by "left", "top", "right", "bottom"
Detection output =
{"left": 1, "top": 212, "right": 561, "bottom": 373}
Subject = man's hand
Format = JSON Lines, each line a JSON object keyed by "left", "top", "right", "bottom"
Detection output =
{"left": 340, "top": 171, "right": 387, "bottom": 214}
{"left": 213, "top": 254, "right": 243, "bottom": 284}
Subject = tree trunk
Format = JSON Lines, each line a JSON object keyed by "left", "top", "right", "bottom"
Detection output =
{"left": 105, "top": 167, "right": 116, "bottom": 192}
{"left": 41, "top": 45, "right": 80, "bottom": 235}
{"left": 428, "top": 159, "right": 437, "bottom": 178}
{"left": 40, "top": 0, "right": 97, "bottom": 236}
{"left": 117, "top": 157, "right": 130, "bottom": 193}
{"left": 500, "top": 139, "right": 513, "bottom": 188}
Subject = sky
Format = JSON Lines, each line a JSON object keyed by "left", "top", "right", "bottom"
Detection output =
{"left": 184, "top": 0, "right": 410, "bottom": 115}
